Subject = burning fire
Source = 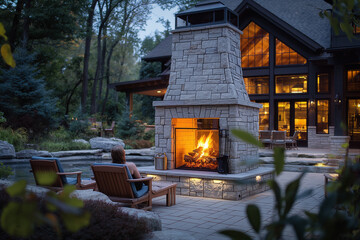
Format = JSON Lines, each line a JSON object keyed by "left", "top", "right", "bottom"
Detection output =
{"left": 184, "top": 132, "right": 218, "bottom": 170}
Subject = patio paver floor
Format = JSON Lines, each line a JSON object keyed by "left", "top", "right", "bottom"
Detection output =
{"left": 152, "top": 171, "right": 325, "bottom": 240}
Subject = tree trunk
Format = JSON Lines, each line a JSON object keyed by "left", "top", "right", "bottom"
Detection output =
{"left": 97, "top": 26, "right": 107, "bottom": 112}
{"left": 65, "top": 78, "right": 83, "bottom": 115}
{"left": 9, "top": 0, "right": 24, "bottom": 51}
{"left": 81, "top": 0, "right": 98, "bottom": 114}
{"left": 22, "top": 0, "right": 31, "bottom": 49}
{"left": 90, "top": 24, "right": 103, "bottom": 114}
{"left": 101, "top": 39, "right": 120, "bottom": 115}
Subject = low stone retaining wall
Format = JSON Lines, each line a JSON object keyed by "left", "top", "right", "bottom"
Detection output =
{"left": 140, "top": 166, "right": 273, "bottom": 200}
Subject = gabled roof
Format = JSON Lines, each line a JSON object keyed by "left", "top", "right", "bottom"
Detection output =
{"left": 143, "top": 35, "right": 172, "bottom": 62}
{"left": 250, "top": 0, "right": 331, "bottom": 48}
{"left": 144, "top": 0, "right": 332, "bottom": 62}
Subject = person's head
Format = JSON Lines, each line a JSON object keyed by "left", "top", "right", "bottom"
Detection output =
{"left": 111, "top": 145, "right": 126, "bottom": 164}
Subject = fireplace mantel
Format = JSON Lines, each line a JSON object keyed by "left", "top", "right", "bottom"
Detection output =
{"left": 153, "top": 99, "right": 262, "bottom": 108}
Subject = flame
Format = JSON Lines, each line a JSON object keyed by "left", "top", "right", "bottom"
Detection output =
{"left": 184, "top": 131, "right": 218, "bottom": 170}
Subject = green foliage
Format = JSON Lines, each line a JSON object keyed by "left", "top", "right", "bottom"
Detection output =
{"left": 0, "top": 22, "right": 15, "bottom": 68}
{"left": 231, "top": 129, "right": 263, "bottom": 148}
{"left": 0, "top": 48, "right": 58, "bottom": 135}
{"left": 0, "top": 163, "right": 13, "bottom": 179}
{"left": 0, "top": 180, "right": 90, "bottom": 238}
{"left": 0, "top": 126, "right": 28, "bottom": 151}
{"left": 0, "top": 112, "right": 6, "bottom": 124}
{"left": 220, "top": 129, "right": 360, "bottom": 240}
{"left": 68, "top": 119, "right": 91, "bottom": 139}
{"left": 319, "top": 0, "right": 360, "bottom": 40}
{"left": 39, "top": 141, "right": 90, "bottom": 152}
{"left": 116, "top": 109, "right": 144, "bottom": 140}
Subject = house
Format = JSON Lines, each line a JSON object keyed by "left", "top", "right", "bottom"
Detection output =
{"left": 112, "top": 0, "right": 360, "bottom": 149}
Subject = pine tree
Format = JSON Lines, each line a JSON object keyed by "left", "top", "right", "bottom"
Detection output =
{"left": 0, "top": 48, "right": 58, "bottom": 134}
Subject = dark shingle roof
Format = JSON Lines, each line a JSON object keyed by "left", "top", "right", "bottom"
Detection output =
{"left": 144, "top": 0, "right": 332, "bottom": 61}
{"left": 204, "top": 0, "right": 332, "bottom": 48}
{"left": 252, "top": 0, "right": 332, "bottom": 48}
{"left": 143, "top": 35, "right": 172, "bottom": 61}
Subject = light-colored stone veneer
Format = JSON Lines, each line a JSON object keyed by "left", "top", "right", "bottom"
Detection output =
{"left": 307, "top": 126, "right": 334, "bottom": 149}
{"left": 144, "top": 172, "right": 273, "bottom": 200}
{"left": 154, "top": 24, "right": 261, "bottom": 174}
{"left": 154, "top": 103, "right": 260, "bottom": 173}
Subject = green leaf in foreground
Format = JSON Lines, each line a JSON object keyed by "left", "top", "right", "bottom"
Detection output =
{"left": 219, "top": 229, "right": 253, "bottom": 240}
{"left": 6, "top": 180, "right": 27, "bottom": 197}
{"left": 35, "top": 172, "right": 57, "bottom": 186}
{"left": 231, "top": 129, "right": 263, "bottom": 148}
{"left": 246, "top": 204, "right": 261, "bottom": 233}
{"left": 1, "top": 201, "right": 37, "bottom": 238}
{"left": 273, "top": 147, "right": 285, "bottom": 175}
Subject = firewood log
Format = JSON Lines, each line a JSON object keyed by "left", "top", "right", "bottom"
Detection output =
{"left": 184, "top": 155, "right": 193, "bottom": 162}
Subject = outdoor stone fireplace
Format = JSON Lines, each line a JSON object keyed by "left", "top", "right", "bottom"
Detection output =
{"left": 154, "top": 22, "right": 261, "bottom": 174}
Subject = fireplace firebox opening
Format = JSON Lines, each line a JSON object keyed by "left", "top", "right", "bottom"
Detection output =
{"left": 173, "top": 118, "right": 220, "bottom": 171}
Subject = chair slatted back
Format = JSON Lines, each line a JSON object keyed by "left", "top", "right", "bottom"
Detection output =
{"left": 30, "top": 160, "right": 63, "bottom": 188}
{"left": 91, "top": 165, "right": 134, "bottom": 199}
{"left": 272, "top": 131, "right": 286, "bottom": 140}
{"left": 259, "top": 130, "right": 272, "bottom": 139}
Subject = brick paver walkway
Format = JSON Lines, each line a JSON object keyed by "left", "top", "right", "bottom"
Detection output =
{"left": 152, "top": 172, "right": 324, "bottom": 240}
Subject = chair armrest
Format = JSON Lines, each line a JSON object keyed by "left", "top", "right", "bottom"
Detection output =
{"left": 57, "top": 171, "right": 82, "bottom": 176}
{"left": 57, "top": 171, "right": 82, "bottom": 186}
{"left": 127, "top": 177, "right": 153, "bottom": 182}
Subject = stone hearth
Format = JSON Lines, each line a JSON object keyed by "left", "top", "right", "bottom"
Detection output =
{"left": 154, "top": 23, "right": 261, "bottom": 173}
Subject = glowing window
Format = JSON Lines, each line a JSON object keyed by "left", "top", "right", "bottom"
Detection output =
{"left": 317, "top": 73, "right": 329, "bottom": 93}
{"left": 347, "top": 70, "right": 360, "bottom": 92}
{"left": 317, "top": 100, "right": 329, "bottom": 134}
{"left": 275, "top": 39, "right": 307, "bottom": 65}
{"left": 241, "top": 22, "right": 269, "bottom": 68}
{"left": 275, "top": 75, "right": 308, "bottom": 94}
{"left": 244, "top": 76, "right": 269, "bottom": 94}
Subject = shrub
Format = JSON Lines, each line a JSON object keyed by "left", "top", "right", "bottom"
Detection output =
{"left": 124, "top": 139, "right": 154, "bottom": 149}
{"left": 0, "top": 127, "right": 28, "bottom": 151}
{"left": 0, "top": 163, "right": 13, "bottom": 179}
{"left": 39, "top": 141, "right": 90, "bottom": 152}
{"left": 0, "top": 195, "right": 150, "bottom": 240}
{"left": 68, "top": 119, "right": 90, "bottom": 139}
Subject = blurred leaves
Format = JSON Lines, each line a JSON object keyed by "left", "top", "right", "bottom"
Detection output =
{"left": 1, "top": 174, "right": 90, "bottom": 238}
{"left": 246, "top": 205, "right": 261, "bottom": 233}
{"left": 231, "top": 129, "right": 263, "bottom": 148}
{"left": 1, "top": 43, "right": 16, "bottom": 68}
{"left": 273, "top": 147, "right": 285, "bottom": 176}
{"left": 219, "top": 230, "right": 252, "bottom": 240}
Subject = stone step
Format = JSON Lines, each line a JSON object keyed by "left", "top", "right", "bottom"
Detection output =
{"left": 259, "top": 157, "right": 326, "bottom": 165}
{"left": 260, "top": 164, "right": 338, "bottom": 173}
{"left": 259, "top": 151, "right": 327, "bottom": 158}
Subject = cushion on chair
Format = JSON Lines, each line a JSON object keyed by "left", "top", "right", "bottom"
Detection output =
{"left": 92, "top": 163, "right": 148, "bottom": 198}
{"left": 67, "top": 177, "right": 78, "bottom": 185}
{"left": 31, "top": 156, "right": 69, "bottom": 184}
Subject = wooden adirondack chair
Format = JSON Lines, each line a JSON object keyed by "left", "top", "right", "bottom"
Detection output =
{"left": 91, "top": 163, "right": 177, "bottom": 210}
{"left": 91, "top": 163, "right": 153, "bottom": 210}
{"left": 104, "top": 121, "right": 115, "bottom": 137}
{"left": 30, "top": 157, "right": 96, "bottom": 192}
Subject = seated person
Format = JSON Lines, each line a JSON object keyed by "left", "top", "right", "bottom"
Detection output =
{"left": 111, "top": 145, "right": 143, "bottom": 190}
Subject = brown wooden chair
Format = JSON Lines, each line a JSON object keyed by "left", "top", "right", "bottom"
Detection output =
{"left": 259, "top": 130, "right": 272, "bottom": 148}
{"left": 30, "top": 157, "right": 96, "bottom": 192}
{"left": 91, "top": 163, "right": 153, "bottom": 210}
{"left": 104, "top": 121, "right": 115, "bottom": 137}
{"left": 286, "top": 131, "right": 299, "bottom": 149}
{"left": 271, "top": 130, "right": 286, "bottom": 148}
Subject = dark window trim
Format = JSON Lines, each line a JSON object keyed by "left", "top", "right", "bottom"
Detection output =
{"left": 316, "top": 72, "right": 331, "bottom": 94}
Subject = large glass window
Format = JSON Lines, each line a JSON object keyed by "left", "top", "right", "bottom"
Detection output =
{"left": 275, "top": 39, "right": 307, "bottom": 66}
{"left": 347, "top": 70, "right": 360, "bottom": 92}
{"left": 259, "top": 102, "right": 269, "bottom": 130}
{"left": 275, "top": 75, "right": 308, "bottom": 94}
{"left": 348, "top": 99, "right": 360, "bottom": 142}
{"left": 241, "top": 22, "right": 269, "bottom": 68}
{"left": 277, "top": 102, "right": 290, "bottom": 136}
{"left": 316, "top": 100, "right": 329, "bottom": 134}
{"left": 317, "top": 73, "right": 329, "bottom": 93}
{"left": 244, "top": 76, "right": 269, "bottom": 94}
